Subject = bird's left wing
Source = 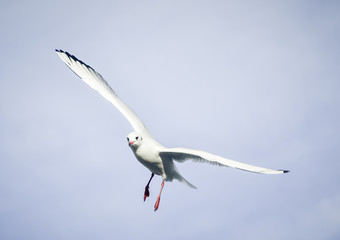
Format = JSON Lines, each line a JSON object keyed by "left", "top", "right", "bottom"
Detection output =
{"left": 160, "top": 147, "right": 289, "bottom": 174}
{"left": 55, "top": 49, "right": 150, "bottom": 136}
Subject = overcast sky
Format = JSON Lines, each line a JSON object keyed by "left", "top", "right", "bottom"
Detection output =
{"left": 1, "top": 1, "right": 340, "bottom": 239}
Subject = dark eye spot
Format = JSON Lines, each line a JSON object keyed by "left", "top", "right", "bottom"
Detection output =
{"left": 127, "top": 137, "right": 129, "bottom": 142}
{"left": 135, "top": 136, "right": 139, "bottom": 140}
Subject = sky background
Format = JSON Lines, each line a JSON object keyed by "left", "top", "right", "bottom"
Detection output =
{"left": 1, "top": 0, "right": 340, "bottom": 239}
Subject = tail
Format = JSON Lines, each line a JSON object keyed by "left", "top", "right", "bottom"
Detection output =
{"left": 173, "top": 171, "right": 197, "bottom": 189}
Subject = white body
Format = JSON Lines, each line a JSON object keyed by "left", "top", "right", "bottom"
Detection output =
{"left": 56, "top": 50, "right": 289, "bottom": 189}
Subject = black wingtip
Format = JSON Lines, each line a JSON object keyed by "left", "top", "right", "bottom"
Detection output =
{"left": 281, "top": 170, "right": 290, "bottom": 173}
{"left": 55, "top": 49, "right": 101, "bottom": 79}
{"left": 55, "top": 49, "right": 81, "bottom": 64}
{"left": 55, "top": 49, "right": 70, "bottom": 56}
{"left": 55, "top": 49, "right": 71, "bottom": 57}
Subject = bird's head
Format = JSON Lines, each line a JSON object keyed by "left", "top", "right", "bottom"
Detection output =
{"left": 127, "top": 132, "right": 143, "bottom": 149}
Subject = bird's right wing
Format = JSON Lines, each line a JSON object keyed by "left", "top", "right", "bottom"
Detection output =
{"left": 160, "top": 147, "right": 289, "bottom": 174}
{"left": 56, "top": 49, "right": 150, "bottom": 136}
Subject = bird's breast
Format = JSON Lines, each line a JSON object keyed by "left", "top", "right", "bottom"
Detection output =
{"left": 132, "top": 145, "right": 164, "bottom": 176}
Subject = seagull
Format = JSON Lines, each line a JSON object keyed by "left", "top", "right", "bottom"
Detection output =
{"left": 56, "top": 49, "right": 289, "bottom": 211}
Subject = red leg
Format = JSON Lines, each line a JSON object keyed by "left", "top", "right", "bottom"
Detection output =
{"left": 154, "top": 180, "right": 164, "bottom": 212}
{"left": 144, "top": 173, "right": 154, "bottom": 201}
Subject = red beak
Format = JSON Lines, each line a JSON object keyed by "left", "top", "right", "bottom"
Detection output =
{"left": 129, "top": 141, "right": 134, "bottom": 146}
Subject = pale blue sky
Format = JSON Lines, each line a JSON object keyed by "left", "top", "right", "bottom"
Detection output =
{"left": 1, "top": 1, "right": 340, "bottom": 239}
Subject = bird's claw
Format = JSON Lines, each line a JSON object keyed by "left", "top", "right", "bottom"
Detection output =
{"left": 154, "top": 197, "right": 161, "bottom": 211}
{"left": 144, "top": 186, "right": 150, "bottom": 201}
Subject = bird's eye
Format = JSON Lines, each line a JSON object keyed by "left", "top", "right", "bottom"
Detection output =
{"left": 135, "top": 136, "right": 139, "bottom": 140}
{"left": 127, "top": 137, "right": 129, "bottom": 142}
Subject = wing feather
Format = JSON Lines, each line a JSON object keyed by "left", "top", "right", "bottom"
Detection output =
{"left": 56, "top": 49, "right": 150, "bottom": 136}
{"left": 160, "top": 147, "right": 289, "bottom": 174}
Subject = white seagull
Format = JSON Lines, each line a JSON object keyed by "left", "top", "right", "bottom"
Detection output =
{"left": 56, "top": 49, "right": 289, "bottom": 211}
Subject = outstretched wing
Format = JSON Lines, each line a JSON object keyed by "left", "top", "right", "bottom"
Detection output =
{"left": 56, "top": 49, "right": 150, "bottom": 136}
{"left": 160, "top": 147, "right": 289, "bottom": 174}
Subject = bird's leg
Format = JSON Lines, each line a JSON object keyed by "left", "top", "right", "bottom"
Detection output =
{"left": 154, "top": 180, "right": 164, "bottom": 212}
{"left": 144, "top": 173, "right": 154, "bottom": 201}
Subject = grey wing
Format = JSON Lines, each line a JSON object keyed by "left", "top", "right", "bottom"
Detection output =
{"left": 56, "top": 49, "right": 150, "bottom": 136}
{"left": 160, "top": 147, "right": 289, "bottom": 174}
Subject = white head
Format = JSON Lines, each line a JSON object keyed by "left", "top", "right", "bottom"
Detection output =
{"left": 127, "top": 132, "right": 143, "bottom": 149}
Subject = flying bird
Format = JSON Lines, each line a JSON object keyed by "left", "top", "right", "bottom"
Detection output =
{"left": 56, "top": 49, "right": 289, "bottom": 211}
